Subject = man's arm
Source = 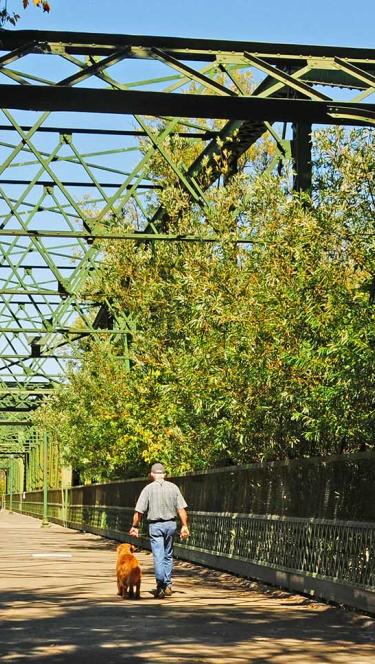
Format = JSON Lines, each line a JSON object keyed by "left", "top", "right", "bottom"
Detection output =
{"left": 129, "top": 511, "right": 143, "bottom": 538}
{"left": 177, "top": 507, "right": 189, "bottom": 539}
{"left": 129, "top": 485, "right": 149, "bottom": 537}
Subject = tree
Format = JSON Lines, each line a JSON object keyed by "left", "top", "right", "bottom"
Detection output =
{"left": 33, "top": 128, "right": 375, "bottom": 479}
{"left": 0, "top": 0, "right": 50, "bottom": 27}
{"left": 0, "top": 469, "right": 6, "bottom": 496}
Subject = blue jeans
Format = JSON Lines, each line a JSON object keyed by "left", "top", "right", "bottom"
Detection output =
{"left": 149, "top": 520, "right": 177, "bottom": 588}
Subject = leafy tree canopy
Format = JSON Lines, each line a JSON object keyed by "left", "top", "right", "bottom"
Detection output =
{"left": 33, "top": 127, "right": 375, "bottom": 480}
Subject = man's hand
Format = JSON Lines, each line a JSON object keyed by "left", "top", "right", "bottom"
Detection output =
{"left": 129, "top": 512, "right": 142, "bottom": 537}
{"left": 180, "top": 525, "right": 190, "bottom": 540}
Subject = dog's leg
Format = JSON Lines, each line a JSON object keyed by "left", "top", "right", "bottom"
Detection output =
{"left": 135, "top": 580, "right": 141, "bottom": 599}
{"left": 128, "top": 585, "right": 134, "bottom": 599}
{"left": 117, "top": 578, "right": 122, "bottom": 596}
{"left": 122, "top": 584, "right": 128, "bottom": 599}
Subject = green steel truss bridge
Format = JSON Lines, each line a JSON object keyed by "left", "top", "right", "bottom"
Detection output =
{"left": 0, "top": 29, "right": 374, "bottom": 468}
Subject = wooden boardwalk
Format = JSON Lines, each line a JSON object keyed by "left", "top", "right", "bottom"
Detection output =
{"left": 0, "top": 510, "right": 374, "bottom": 663}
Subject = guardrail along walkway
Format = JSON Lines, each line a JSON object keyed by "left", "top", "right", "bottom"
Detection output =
{"left": 0, "top": 511, "right": 374, "bottom": 664}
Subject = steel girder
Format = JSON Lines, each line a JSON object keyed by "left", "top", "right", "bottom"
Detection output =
{"left": 0, "top": 28, "right": 373, "bottom": 444}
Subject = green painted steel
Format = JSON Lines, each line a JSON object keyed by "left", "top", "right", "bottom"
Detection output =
{"left": 0, "top": 28, "right": 373, "bottom": 467}
{"left": 8, "top": 456, "right": 13, "bottom": 511}
{"left": 41, "top": 431, "right": 49, "bottom": 527}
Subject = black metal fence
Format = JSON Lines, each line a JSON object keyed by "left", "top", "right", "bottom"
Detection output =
{"left": 5, "top": 451, "right": 375, "bottom": 614}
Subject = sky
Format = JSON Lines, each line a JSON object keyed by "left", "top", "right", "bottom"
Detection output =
{"left": 5, "top": 0, "right": 374, "bottom": 49}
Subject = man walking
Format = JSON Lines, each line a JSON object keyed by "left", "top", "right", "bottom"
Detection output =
{"left": 129, "top": 463, "right": 189, "bottom": 598}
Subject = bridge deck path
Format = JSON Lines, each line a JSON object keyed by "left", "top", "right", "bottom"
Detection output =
{"left": 0, "top": 510, "right": 374, "bottom": 663}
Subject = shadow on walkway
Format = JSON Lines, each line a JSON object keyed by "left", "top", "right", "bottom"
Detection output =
{"left": 0, "top": 511, "right": 374, "bottom": 663}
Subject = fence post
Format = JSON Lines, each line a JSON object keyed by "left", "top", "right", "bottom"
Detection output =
{"left": 41, "top": 431, "right": 50, "bottom": 528}
{"left": 8, "top": 457, "right": 13, "bottom": 513}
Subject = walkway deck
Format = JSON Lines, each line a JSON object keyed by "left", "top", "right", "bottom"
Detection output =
{"left": 0, "top": 510, "right": 374, "bottom": 663}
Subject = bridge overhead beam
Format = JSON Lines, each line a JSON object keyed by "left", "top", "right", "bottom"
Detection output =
{"left": 0, "top": 29, "right": 374, "bottom": 60}
{"left": 0, "top": 29, "right": 373, "bottom": 430}
{"left": 0, "top": 85, "right": 374, "bottom": 125}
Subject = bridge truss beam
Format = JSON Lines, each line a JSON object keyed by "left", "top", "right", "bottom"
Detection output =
{"left": 0, "top": 28, "right": 372, "bottom": 440}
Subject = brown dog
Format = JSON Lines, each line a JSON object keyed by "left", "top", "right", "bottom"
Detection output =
{"left": 116, "top": 543, "right": 141, "bottom": 599}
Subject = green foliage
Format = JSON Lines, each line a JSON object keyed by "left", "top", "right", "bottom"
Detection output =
{"left": 0, "top": 469, "right": 6, "bottom": 496}
{"left": 0, "top": 0, "right": 50, "bottom": 27}
{"left": 0, "top": 8, "right": 19, "bottom": 25}
{"left": 33, "top": 128, "right": 375, "bottom": 478}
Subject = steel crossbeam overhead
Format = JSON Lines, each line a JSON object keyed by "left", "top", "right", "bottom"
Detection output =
{"left": 0, "top": 28, "right": 373, "bottom": 427}
{"left": 2, "top": 85, "right": 375, "bottom": 123}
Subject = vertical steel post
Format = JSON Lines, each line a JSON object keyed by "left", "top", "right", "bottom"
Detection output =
{"left": 32, "top": 444, "right": 36, "bottom": 489}
{"left": 9, "top": 458, "right": 13, "bottom": 513}
{"left": 30, "top": 446, "right": 34, "bottom": 490}
{"left": 292, "top": 122, "right": 312, "bottom": 192}
{"left": 39, "top": 439, "right": 43, "bottom": 487}
{"left": 24, "top": 453, "right": 28, "bottom": 493}
{"left": 41, "top": 431, "right": 50, "bottom": 527}
{"left": 124, "top": 332, "right": 131, "bottom": 372}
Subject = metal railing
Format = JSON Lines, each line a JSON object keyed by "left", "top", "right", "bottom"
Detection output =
{"left": 187, "top": 511, "right": 375, "bottom": 591}
{"left": 5, "top": 497, "right": 375, "bottom": 595}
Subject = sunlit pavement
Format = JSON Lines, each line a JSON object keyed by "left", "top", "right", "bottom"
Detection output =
{"left": 0, "top": 510, "right": 374, "bottom": 663}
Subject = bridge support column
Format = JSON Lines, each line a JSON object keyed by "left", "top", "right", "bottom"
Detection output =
{"left": 41, "top": 431, "right": 50, "bottom": 528}
{"left": 8, "top": 458, "right": 13, "bottom": 513}
{"left": 292, "top": 122, "right": 312, "bottom": 192}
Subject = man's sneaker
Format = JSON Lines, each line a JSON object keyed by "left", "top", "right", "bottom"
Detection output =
{"left": 164, "top": 586, "right": 173, "bottom": 597}
{"left": 153, "top": 587, "right": 165, "bottom": 599}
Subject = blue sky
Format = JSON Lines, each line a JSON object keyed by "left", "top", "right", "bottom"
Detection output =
{"left": 7, "top": 0, "right": 375, "bottom": 48}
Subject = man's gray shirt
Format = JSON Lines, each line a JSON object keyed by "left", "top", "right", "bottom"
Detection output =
{"left": 135, "top": 479, "right": 187, "bottom": 521}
